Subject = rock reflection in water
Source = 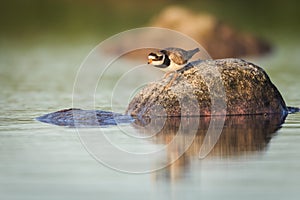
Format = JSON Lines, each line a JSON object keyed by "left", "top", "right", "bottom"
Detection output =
{"left": 133, "top": 114, "right": 286, "bottom": 180}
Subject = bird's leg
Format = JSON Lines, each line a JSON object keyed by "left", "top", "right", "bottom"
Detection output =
{"left": 164, "top": 72, "right": 178, "bottom": 90}
{"left": 163, "top": 71, "right": 172, "bottom": 79}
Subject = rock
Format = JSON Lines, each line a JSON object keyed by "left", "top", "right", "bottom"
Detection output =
{"left": 149, "top": 6, "right": 272, "bottom": 58}
{"left": 36, "top": 108, "right": 134, "bottom": 127}
{"left": 126, "top": 58, "right": 287, "bottom": 117}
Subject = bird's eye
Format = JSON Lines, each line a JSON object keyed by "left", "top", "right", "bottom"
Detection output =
{"left": 148, "top": 52, "right": 164, "bottom": 61}
{"left": 158, "top": 55, "right": 164, "bottom": 60}
{"left": 148, "top": 52, "right": 157, "bottom": 57}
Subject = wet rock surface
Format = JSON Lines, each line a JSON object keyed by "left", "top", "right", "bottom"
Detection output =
{"left": 126, "top": 58, "right": 288, "bottom": 117}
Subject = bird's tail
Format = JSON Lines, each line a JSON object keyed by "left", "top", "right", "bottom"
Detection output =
{"left": 189, "top": 48, "right": 200, "bottom": 56}
{"left": 287, "top": 106, "right": 300, "bottom": 114}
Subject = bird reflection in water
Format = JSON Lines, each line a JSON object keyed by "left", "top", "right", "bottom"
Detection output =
{"left": 133, "top": 113, "right": 286, "bottom": 181}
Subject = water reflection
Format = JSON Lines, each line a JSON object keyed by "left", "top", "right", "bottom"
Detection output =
{"left": 134, "top": 114, "right": 286, "bottom": 180}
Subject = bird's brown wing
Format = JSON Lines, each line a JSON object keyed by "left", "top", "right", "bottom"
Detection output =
{"left": 167, "top": 51, "right": 187, "bottom": 65}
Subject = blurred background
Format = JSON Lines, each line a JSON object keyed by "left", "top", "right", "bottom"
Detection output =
{"left": 1, "top": 1, "right": 300, "bottom": 200}
{"left": 1, "top": 0, "right": 300, "bottom": 45}
{"left": 1, "top": 0, "right": 299, "bottom": 105}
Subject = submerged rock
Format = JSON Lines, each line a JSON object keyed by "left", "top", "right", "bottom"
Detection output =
{"left": 126, "top": 58, "right": 287, "bottom": 117}
{"left": 36, "top": 108, "right": 134, "bottom": 127}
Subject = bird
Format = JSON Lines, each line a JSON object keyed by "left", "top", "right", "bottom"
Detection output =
{"left": 147, "top": 47, "right": 200, "bottom": 88}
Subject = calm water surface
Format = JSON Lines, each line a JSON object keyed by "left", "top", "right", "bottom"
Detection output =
{"left": 0, "top": 40, "right": 300, "bottom": 200}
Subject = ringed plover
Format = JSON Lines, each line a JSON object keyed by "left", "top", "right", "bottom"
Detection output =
{"left": 148, "top": 47, "right": 200, "bottom": 88}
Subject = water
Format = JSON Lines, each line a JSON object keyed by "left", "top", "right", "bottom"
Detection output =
{"left": 1, "top": 39, "right": 300, "bottom": 200}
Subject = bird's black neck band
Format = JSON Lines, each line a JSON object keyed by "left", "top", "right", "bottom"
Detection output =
{"left": 162, "top": 55, "right": 170, "bottom": 66}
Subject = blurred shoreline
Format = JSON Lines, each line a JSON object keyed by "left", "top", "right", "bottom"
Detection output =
{"left": 1, "top": 0, "right": 300, "bottom": 44}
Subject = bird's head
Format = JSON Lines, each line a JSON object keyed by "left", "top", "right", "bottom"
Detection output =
{"left": 147, "top": 52, "right": 165, "bottom": 65}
